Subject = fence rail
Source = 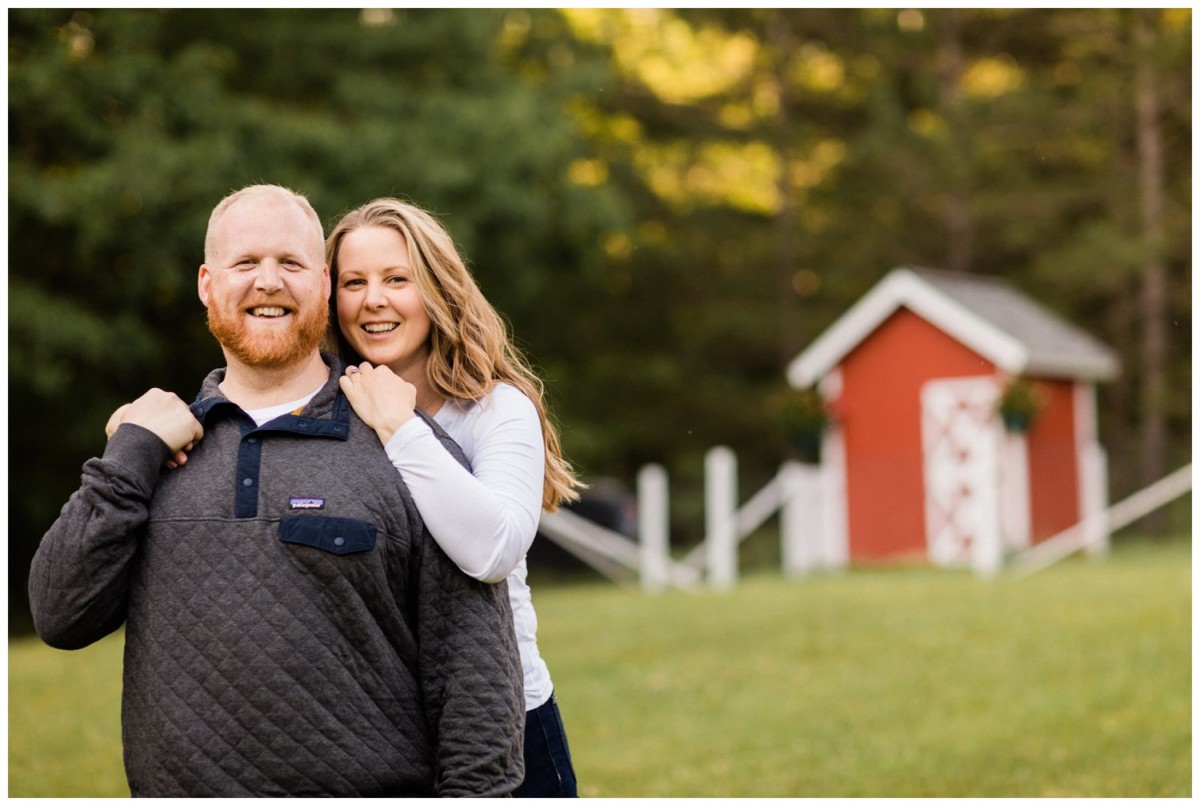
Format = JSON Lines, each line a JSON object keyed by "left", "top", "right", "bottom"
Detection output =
{"left": 538, "top": 451, "right": 1189, "bottom": 590}
{"left": 1011, "top": 464, "right": 1192, "bottom": 577}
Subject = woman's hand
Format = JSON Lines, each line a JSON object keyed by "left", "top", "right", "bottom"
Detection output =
{"left": 339, "top": 363, "right": 417, "bottom": 445}
{"left": 105, "top": 389, "right": 203, "bottom": 469}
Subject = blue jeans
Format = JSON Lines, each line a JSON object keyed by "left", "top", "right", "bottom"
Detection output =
{"left": 513, "top": 692, "right": 577, "bottom": 797}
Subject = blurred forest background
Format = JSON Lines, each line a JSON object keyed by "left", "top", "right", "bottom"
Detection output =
{"left": 8, "top": 8, "right": 1192, "bottom": 628}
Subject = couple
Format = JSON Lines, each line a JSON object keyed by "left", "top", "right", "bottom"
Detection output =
{"left": 29, "top": 185, "right": 578, "bottom": 797}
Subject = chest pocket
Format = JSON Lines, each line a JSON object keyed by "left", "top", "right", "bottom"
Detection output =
{"left": 279, "top": 516, "right": 376, "bottom": 555}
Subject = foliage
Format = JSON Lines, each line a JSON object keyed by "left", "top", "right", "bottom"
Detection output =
{"left": 562, "top": 8, "right": 1191, "bottom": 497}
{"left": 769, "top": 385, "right": 829, "bottom": 461}
{"left": 996, "top": 377, "right": 1046, "bottom": 432}
{"left": 9, "top": 536, "right": 1191, "bottom": 797}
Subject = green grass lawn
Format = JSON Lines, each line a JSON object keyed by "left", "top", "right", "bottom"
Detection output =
{"left": 8, "top": 624, "right": 128, "bottom": 797}
{"left": 9, "top": 535, "right": 1190, "bottom": 797}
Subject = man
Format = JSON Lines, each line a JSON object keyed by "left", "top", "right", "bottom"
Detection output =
{"left": 28, "top": 185, "right": 525, "bottom": 797}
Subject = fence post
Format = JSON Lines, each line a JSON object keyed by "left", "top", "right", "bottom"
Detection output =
{"left": 638, "top": 463, "right": 670, "bottom": 592}
{"left": 970, "top": 453, "right": 1005, "bottom": 578}
{"left": 1081, "top": 443, "right": 1110, "bottom": 558}
{"left": 705, "top": 446, "right": 738, "bottom": 589}
{"left": 779, "top": 461, "right": 808, "bottom": 578}
{"left": 999, "top": 430, "right": 1032, "bottom": 553}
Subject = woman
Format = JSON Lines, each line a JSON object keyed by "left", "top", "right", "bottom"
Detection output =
{"left": 327, "top": 198, "right": 580, "bottom": 797}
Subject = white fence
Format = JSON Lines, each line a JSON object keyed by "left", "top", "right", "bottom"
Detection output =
{"left": 536, "top": 449, "right": 1192, "bottom": 591}
{"left": 540, "top": 446, "right": 837, "bottom": 592}
{"left": 1010, "top": 463, "right": 1192, "bottom": 577}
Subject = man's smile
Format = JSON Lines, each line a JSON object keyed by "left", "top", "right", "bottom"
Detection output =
{"left": 248, "top": 306, "right": 290, "bottom": 318}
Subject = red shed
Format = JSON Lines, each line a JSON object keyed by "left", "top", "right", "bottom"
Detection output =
{"left": 786, "top": 267, "right": 1120, "bottom": 572}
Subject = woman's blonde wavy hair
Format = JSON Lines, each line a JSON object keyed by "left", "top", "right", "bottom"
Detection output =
{"left": 326, "top": 198, "right": 581, "bottom": 511}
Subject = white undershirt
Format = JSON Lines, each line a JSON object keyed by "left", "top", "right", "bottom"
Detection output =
{"left": 384, "top": 383, "right": 552, "bottom": 711}
{"left": 243, "top": 388, "right": 322, "bottom": 427}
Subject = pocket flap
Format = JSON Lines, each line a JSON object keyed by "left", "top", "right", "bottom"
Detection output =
{"left": 280, "top": 516, "right": 376, "bottom": 555}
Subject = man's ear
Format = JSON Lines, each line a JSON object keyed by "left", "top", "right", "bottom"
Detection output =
{"left": 321, "top": 263, "right": 331, "bottom": 300}
{"left": 198, "top": 264, "right": 212, "bottom": 307}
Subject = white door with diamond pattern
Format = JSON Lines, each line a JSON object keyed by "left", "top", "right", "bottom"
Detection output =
{"left": 920, "top": 376, "right": 1004, "bottom": 572}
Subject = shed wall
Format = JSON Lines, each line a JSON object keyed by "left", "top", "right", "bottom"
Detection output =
{"left": 837, "top": 308, "right": 994, "bottom": 561}
{"left": 1025, "top": 378, "right": 1082, "bottom": 541}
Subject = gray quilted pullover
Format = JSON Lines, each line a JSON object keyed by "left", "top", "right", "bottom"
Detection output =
{"left": 29, "top": 353, "right": 525, "bottom": 797}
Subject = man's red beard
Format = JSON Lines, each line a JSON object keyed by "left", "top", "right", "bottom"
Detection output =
{"left": 206, "top": 295, "right": 330, "bottom": 370}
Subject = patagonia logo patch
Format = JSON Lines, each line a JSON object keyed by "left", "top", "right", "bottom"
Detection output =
{"left": 289, "top": 497, "right": 326, "bottom": 510}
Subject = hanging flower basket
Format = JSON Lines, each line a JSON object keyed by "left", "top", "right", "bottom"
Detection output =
{"left": 997, "top": 377, "right": 1044, "bottom": 433}
{"left": 777, "top": 386, "right": 830, "bottom": 463}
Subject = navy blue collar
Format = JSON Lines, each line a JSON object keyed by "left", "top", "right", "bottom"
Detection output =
{"left": 190, "top": 393, "right": 351, "bottom": 441}
{"left": 190, "top": 353, "right": 351, "bottom": 441}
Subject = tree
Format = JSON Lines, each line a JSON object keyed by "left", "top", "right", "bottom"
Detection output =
{"left": 1133, "top": 9, "right": 1170, "bottom": 528}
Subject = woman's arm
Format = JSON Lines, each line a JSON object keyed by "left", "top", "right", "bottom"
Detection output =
{"left": 384, "top": 388, "right": 544, "bottom": 583}
{"left": 339, "top": 365, "right": 544, "bottom": 583}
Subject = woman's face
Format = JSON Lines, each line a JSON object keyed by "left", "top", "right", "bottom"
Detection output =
{"left": 335, "top": 225, "right": 433, "bottom": 381}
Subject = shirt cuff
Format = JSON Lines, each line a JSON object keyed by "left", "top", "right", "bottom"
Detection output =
{"left": 104, "top": 423, "right": 176, "bottom": 485}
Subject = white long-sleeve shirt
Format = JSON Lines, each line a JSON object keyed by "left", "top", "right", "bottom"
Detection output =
{"left": 384, "top": 382, "right": 553, "bottom": 711}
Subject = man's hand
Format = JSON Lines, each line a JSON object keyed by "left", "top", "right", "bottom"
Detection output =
{"left": 105, "top": 389, "right": 204, "bottom": 468}
{"left": 339, "top": 363, "right": 416, "bottom": 446}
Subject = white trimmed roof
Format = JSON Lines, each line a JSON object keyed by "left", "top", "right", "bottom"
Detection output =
{"left": 787, "top": 267, "right": 1121, "bottom": 388}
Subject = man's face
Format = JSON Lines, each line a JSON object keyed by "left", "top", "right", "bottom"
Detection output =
{"left": 199, "top": 196, "right": 330, "bottom": 370}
